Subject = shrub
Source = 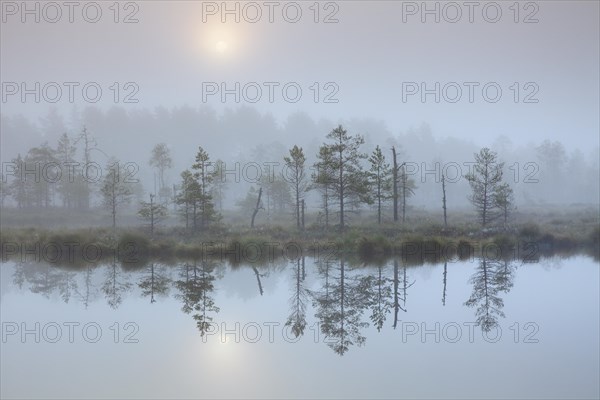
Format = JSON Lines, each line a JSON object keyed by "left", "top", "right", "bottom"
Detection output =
{"left": 519, "top": 223, "right": 541, "bottom": 239}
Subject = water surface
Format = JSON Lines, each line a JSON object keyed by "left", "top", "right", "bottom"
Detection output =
{"left": 1, "top": 255, "right": 598, "bottom": 399}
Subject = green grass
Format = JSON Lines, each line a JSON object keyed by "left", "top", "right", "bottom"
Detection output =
{"left": 1, "top": 205, "right": 598, "bottom": 266}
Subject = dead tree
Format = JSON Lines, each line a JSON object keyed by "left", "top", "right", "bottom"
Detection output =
{"left": 392, "top": 147, "right": 399, "bottom": 222}
{"left": 442, "top": 262, "right": 447, "bottom": 306}
{"left": 301, "top": 199, "right": 305, "bottom": 230}
{"left": 252, "top": 266, "right": 265, "bottom": 296}
{"left": 250, "top": 187, "right": 263, "bottom": 228}
{"left": 442, "top": 173, "right": 447, "bottom": 229}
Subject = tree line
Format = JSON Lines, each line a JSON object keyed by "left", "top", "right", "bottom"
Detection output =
{"left": 2, "top": 124, "right": 516, "bottom": 232}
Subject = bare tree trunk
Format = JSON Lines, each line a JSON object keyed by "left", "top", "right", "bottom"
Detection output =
{"left": 301, "top": 199, "right": 305, "bottom": 230}
{"left": 150, "top": 194, "right": 155, "bottom": 236}
{"left": 339, "top": 148, "right": 344, "bottom": 231}
{"left": 402, "top": 166, "right": 407, "bottom": 224}
{"left": 393, "top": 259, "right": 399, "bottom": 328}
{"left": 251, "top": 187, "right": 263, "bottom": 228}
{"left": 150, "top": 263, "right": 156, "bottom": 303}
{"left": 442, "top": 261, "right": 447, "bottom": 306}
{"left": 296, "top": 182, "right": 300, "bottom": 228}
{"left": 482, "top": 165, "right": 488, "bottom": 227}
{"left": 324, "top": 185, "right": 329, "bottom": 229}
{"left": 377, "top": 175, "right": 382, "bottom": 224}
{"left": 111, "top": 184, "right": 116, "bottom": 230}
{"left": 392, "top": 147, "right": 398, "bottom": 222}
{"left": 442, "top": 174, "right": 447, "bottom": 229}
{"left": 193, "top": 203, "right": 197, "bottom": 232}
{"left": 252, "top": 266, "right": 264, "bottom": 296}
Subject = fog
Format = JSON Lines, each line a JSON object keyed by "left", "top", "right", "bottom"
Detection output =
{"left": 1, "top": 3, "right": 599, "bottom": 399}
{"left": 1, "top": 104, "right": 598, "bottom": 215}
{"left": 1, "top": 1, "right": 599, "bottom": 218}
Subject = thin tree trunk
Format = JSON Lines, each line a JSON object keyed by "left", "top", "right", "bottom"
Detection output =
{"left": 442, "top": 174, "right": 447, "bottom": 229}
{"left": 392, "top": 147, "right": 398, "bottom": 222}
{"left": 296, "top": 180, "right": 300, "bottom": 228}
{"left": 301, "top": 199, "right": 305, "bottom": 230}
{"left": 339, "top": 149, "right": 344, "bottom": 231}
{"left": 324, "top": 185, "right": 329, "bottom": 229}
{"left": 377, "top": 174, "right": 382, "bottom": 224}
{"left": 252, "top": 266, "right": 264, "bottom": 295}
{"left": 402, "top": 167, "right": 407, "bottom": 223}
{"left": 393, "top": 259, "right": 399, "bottom": 328}
{"left": 111, "top": 184, "right": 116, "bottom": 230}
{"left": 251, "top": 187, "right": 263, "bottom": 228}
{"left": 150, "top": 194, "right": 155, "bottom": 236}
{"left": 442, "top": 262, "right": 447, "bottom": 306}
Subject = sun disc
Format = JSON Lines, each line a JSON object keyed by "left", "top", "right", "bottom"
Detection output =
{"left": 215, "top": 40, "right": 228, "bottom": 53}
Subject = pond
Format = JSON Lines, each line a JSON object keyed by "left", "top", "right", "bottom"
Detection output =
{"left": 1, "top": 255, "right": 598, "bottom": 399}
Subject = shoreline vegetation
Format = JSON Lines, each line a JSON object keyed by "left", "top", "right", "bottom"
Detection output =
{"left": 1, "top": 209, "right": 598, "bottom": 267}
{"left": 2, "top": 126, "right": 599, "bottom": 268}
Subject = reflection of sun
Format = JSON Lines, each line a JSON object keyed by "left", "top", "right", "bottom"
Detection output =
{"left": 215, "top": 40, "right": 228, "bottom": 54}
{"left": 194, "top": 334, "right": 242, "bottom": 364}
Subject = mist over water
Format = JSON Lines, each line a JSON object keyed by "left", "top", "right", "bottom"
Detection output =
{"left": 1, "top": 1, "right": 599, "bottom": 399}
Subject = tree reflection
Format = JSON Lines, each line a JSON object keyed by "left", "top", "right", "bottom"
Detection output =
{"left": 464, "top": 257, "right": 515, "bottom": 332}
{"left": 251, "top": 266, "right": 266, "bottom": 296}
{"left": 442, "top": 261, "right": 447, "bottom": 306}
{"left": 74, "top": 265, "right": 97, "bottom": 309}
{"left": 6, "top": 255, "right": 522, "bottom": 350}
{"left": 368, "top": 263, "right": 393, "bottom": 332}
{"left": 175, "top": 260, "right": 220, "bottom": 336}
{"left": 392, "top": 259, "right": 414, "bottom": 328}
{"left": 138, "top": 262, "right": 171, "bottom": 303}
{"left": 102, "top": 262, "right": 132, "bottom": 309}
{"left": 312, "top": 258, "right": 372, "bottom": 355}
{"left": 12, "top": 261, "right": 78, "bottom": 303}
{"left": 285, "top": 257, "right": 308, "bottom": 337}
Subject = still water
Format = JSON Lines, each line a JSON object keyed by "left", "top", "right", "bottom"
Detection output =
{"left": 1, "top": 255, "right": 598, "bottom": 399}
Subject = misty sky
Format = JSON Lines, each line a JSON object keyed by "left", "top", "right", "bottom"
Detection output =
{"left": 1, "top": 0, "right": 599, "bottom": 151}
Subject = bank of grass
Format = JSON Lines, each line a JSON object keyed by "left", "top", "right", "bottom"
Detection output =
{"left": 1, "top": 217, "right": 598, "bottom": 266}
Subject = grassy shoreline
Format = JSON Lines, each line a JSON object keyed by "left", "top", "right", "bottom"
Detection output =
{"left": 1, "top": 221, "right": 598, "bottom": 266}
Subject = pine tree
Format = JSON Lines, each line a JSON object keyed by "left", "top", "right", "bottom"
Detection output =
{"left": 100, "top": 159, "right": 133, "bottom": 230}
{"left": 368, "top": 145, "right": 392, "bottom": 224}
{"left": 138, "top": 193, "right": 168, "bottom": 236}
{"left": 284, "top": 145, "right": 308, "bottom": 229}
{"left": 317, "top": 125, "right": 371, "bottom": 230}
{"left": 191, "top": 146, "right": 217, "bottom": 230}
{"left": 465, "top": 148, "right": 505, "bottom": 227}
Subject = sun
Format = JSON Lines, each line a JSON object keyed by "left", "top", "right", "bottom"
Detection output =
{"left": 194, "top": 24, "right": 245, "bottom": 58}
{"left": 215, "top": 40, "right": 228, "bottom": 54}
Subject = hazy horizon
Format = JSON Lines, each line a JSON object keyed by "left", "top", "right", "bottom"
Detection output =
{"left": 2, "top": 1, "right": 599, "bottom": 151}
